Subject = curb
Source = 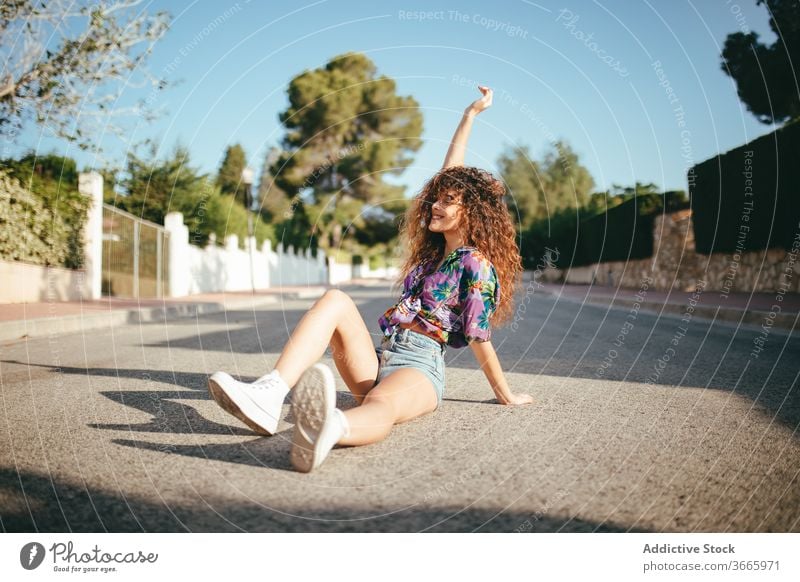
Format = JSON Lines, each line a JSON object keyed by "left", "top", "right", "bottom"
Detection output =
{"left": 0, "top": 288, "right": 327, "bottom": 344}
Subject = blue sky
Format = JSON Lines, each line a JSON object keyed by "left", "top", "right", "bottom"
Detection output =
{"left": 10, "top": 0, "right": 779, "bottom": 195}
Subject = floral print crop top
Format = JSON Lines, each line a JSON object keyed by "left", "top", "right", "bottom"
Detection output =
{"left": 378, "top": 246, "right": 500, "bottom": 348}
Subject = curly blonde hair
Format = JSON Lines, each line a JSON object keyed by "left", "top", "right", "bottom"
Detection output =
{"left": 395, "top": 165, "right": 523, "bottom": 327}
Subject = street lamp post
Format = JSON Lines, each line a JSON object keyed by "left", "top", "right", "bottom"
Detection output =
{"left": 241, "top": 166, "right": 256, "bottom": 294}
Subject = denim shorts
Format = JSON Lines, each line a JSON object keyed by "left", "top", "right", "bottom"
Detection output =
{"left": 373, "top": 327, "right": 447, "bottom": 409}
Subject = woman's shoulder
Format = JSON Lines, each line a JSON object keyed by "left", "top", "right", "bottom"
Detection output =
{"left": 459, "top": 246, "right": 494, "bottom": 269}
{"left": 457, "top": 245, "right": 489, "bottom": 257}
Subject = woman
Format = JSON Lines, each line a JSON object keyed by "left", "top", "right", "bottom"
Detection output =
{"left": 208, "top": 85, "right": 534, "bottom": 473}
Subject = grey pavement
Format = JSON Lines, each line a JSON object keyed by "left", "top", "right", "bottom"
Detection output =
{"left": 542, "top": 282, "right": 800, "bottom": 332}
{"left": 0, "top": 281, "right": 798, "bottom": 532}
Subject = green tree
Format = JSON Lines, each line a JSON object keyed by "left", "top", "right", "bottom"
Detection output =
{"left": 543, "top": 141, "right": 595, "bottom": 211}
{"left": 0, "top": 0, "right": 170, "bottom": 150}
{"left": 216, "top": 144, "right": 248, "bottom": 205}
{"left": 273, "top": 51, "right": 423, "bottom": 251}
{"left": 114, "top": 144, "right": 273, "bottom": 248}
{"left": 99, "top": 166, "right": 119, "bottom": 204}
{"left": 1, "top": 151, "right": 79, "bottom": 186}
{"left": 202, "top": 188, "right": 274, "bottom": 249}
{"left": 608, "top": 181, "right": 660, "bottom": 198}
{"left": 496, "top": 145, "right": 543, "bottom": 228}
{"left": 721, "top": 0, "right": 800, "bottom": 124}
{"left": 497, "top": 140, "right": 595, "bottom": 229}
{"left": 119, "top": 144, "right": 207, "bottom": 226}
{"left": 257, "top": 146, "right": 292, "bottom": 221}
{"left": 600, "top": 182, "right": 688, "bottom": 214}
{"left": 354, "top": 198, "right": 410, "bottom": 248}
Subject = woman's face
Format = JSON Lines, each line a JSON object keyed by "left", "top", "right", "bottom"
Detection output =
{"left": 428, "top": 190, "right": 463, "bottom": 233}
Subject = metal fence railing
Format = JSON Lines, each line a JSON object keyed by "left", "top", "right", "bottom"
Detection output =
{"left": 102, "top": 204, "right": 169, "bottom": 298}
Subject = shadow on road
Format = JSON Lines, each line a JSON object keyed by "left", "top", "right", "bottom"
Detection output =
{"left": 0, "top": 467, "right": 645, "bottom": 533}
{"left": 3, "top": 283, "right": 799, "bottom": 437}
{"left": 137, "top": 288, "right": 800, "bottom": 435}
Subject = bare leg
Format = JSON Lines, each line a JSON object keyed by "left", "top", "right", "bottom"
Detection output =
{"left": 338, "top": 368, "right": 438, "bottom": 446}
{"left": 273, "top": 289, "right": 379, "bottom": 401}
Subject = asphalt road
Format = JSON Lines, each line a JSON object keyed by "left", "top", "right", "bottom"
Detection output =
{"left": 1, "top": 282, "right": 798, "bottom": 532}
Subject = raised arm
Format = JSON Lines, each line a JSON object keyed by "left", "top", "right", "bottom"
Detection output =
{"left": 470, "top": 339, "right": 534, "bottom": 405}
{"left": 442, "top": 85, "right": 493, "bottom": 169}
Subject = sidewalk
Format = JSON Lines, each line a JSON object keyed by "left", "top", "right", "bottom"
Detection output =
{"left": 0, "top": 285, "right": 333, "bottom": 343}
{"left": 537, "top": 281, "right": 800, "bottom": 331}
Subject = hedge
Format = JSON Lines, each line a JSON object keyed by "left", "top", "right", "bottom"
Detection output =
{"left": 0, "top": 169, "right": 89, "bottom": 268}
{"left": 520, "top": 193, "right": 681, "bottom": 270}
{"left": 576, "top": 197, "right": 655, "bottom": 267}
{"left": 689, "top": 118, "right": 800, "bottom": 255}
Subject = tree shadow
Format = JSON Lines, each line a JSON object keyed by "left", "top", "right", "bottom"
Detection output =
{"left": 3, "top": 360, "right": 212, "bottom": 391}
{"left": 0, "top": 359, "right": 360, "bottom": 437}
{"left": 135, "top": 288, "right": 800, "bottom": 434}
{"left": 139, "top": 306, "right": 325, "bottom": 353}
{"left": 6, "top": 280, "right": 799, "bottom": 435}
{"left": 90, "top": 391, "right": 254, "bottom": 435}
{"left": 0, "top": 467, "right": 646, "bottom": 533}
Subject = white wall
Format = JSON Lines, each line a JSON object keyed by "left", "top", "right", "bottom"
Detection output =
{"left": 272, "top": 241, "right": 328, "bottom": 287}
{"left": 165, "top": 211, "right": 329, "bottom": 296}
{"left": 77, "top": 172, "right": 103, "bottom": 300}
{"left": 0, "top": 260, "right": 88, "bottom": 303}
{"left": 327, "top": 258, "right": 353, "bottom": 286}
{"left": 353, "top": 263, "right": 400, "bottom": 280}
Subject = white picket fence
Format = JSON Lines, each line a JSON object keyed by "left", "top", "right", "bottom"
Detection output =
{"left": 163, "top": 211, "right": 399, "bottom": 295}
{"left": 164, "top": 212, "right": 329, "bottom": 295}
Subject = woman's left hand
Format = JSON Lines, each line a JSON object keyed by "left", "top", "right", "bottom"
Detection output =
{"left": 466, "top": 85, "right": 493, "bottom": 115}
{"left": 501, "top": 392, "right": 535, "bottom": 406}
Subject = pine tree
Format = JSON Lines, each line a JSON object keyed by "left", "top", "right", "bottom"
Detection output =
{"left": 273, "top": 52, "right": 423, "bottom": 252}
{"left": 720, "top": 0, "right": 800, "bottom": 124}
{"left": 216, "top": 144, "right": 248, "bottom": 206}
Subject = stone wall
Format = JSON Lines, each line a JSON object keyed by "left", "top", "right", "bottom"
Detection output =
{"left": 540, "top": 209, "right": 800, "bottom": 293}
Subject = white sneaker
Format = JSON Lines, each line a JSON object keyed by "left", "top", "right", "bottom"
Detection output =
{"left": 290, "top": 363, "right": 344, "bottom": 473}
{"left": 207, "top": 370, "right": 289, "bottom": 435}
